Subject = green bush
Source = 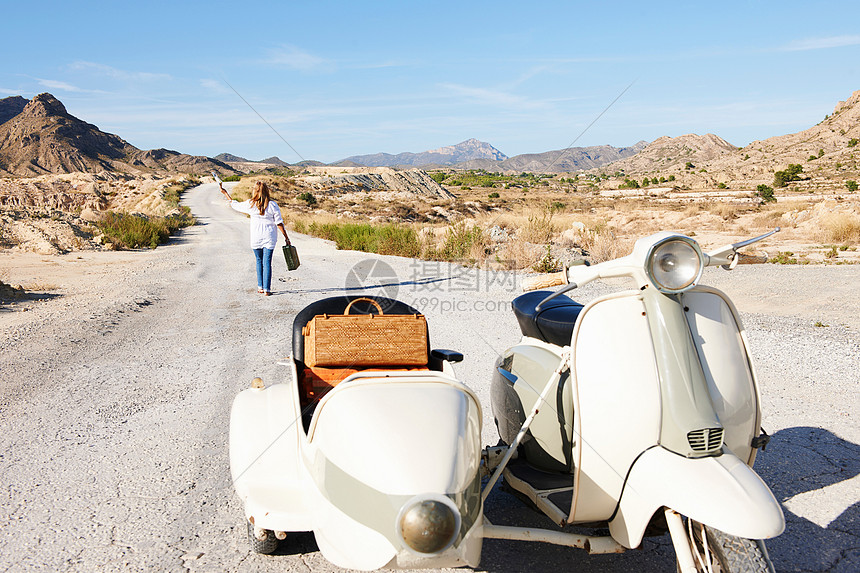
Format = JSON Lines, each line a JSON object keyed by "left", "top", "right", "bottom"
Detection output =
{"left": 533, "top": 245, "right": 562, "bottom": 273}
{"left": 773, "top": 164, "right": 803, "bottom": 187}
{"left": 430, "top": 172, "right": 447, "bottom": 184}
{"left": 848, "top": 138, "right": 858, "bottom": 148}
{"left": 304, "top": 221, "right": 419, "bottom": 258}
{"left": 431, "top": 222, "right": 485, "bottom": 262}
{"left": 756, "top": 184, "right": 776, "bottom": 203}
{"left": 297, "top": 192, "right": 317, "bottom": 206}
{"left": 96, "top": 211, "right": 194, "bottom": 249}
{"left": 488, "top": 192, "right": 500, "bottom": 199}
{"left": 846, "top": 180, "right": 858, "bottom": 193}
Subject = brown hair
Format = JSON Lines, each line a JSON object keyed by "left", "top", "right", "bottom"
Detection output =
{"left": 250, "top": 181, "right": 270, "bottom": 216}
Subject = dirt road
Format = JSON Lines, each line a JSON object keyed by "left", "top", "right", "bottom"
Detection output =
{"left": 1, "top": 183, "right": 857, "bottom": 572}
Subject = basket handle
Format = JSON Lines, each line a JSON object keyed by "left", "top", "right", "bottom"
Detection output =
{"left": 344, "top": 297, "right": 384, "bottom": 316}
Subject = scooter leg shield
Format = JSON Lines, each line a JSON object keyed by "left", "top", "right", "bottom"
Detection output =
{"left": 609, "top": 447, "right": 784, "bottom": 549}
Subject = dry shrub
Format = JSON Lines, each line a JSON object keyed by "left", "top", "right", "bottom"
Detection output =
{"left": 421, "top": 221, "right": 489, "bottom": 263}
{"left": 497, "top": 239, "right": 543, "bottom": 270}
{"left": 518, "top": 208, "right": 557, "bottom": 244}
{"left": 819, "top": 213, "right": 860, "bottom": 244}
{"left": 698, "top": 201, "right": 742, "bottom": 221}
{"left": 573, "top": 223, "right": 632, "bottom": 263}
{"left": 751, "top": 208, "right": 786, "bottom": 229}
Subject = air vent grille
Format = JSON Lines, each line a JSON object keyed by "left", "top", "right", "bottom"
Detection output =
{"left": 687, "top": 428, "right": 724, "bottom": 452}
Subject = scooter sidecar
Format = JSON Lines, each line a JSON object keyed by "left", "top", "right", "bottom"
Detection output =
{"left": 229, "top": 296, "right": 483, "bottom": 570}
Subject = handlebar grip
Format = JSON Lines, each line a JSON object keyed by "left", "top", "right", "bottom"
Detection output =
{"left": 522, "top": 270, "right": 567, "bottom": 292}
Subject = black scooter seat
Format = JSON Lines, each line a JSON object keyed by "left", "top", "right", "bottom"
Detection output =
{"left": 512, "top": 291, "right": 583, "bottom": 347}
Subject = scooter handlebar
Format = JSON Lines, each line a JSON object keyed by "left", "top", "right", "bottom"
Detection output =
{"left": 522, "top": 269, "right": 568, "bottom": 292}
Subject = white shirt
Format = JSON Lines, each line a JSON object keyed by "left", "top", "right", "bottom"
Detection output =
{"left": 230, "top": 199, "right": 284, "bottom": 249}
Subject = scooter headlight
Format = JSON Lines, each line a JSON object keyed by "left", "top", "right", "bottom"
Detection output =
{"left": 396, "top": 495, "right": 460, "bottom": 555}
{"left": 646, "top": 236, "right": 704, "bottom": 294}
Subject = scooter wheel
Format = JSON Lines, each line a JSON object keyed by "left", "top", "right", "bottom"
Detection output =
{"left": 247, "top": 521, "right": 278, "bottom": 555}
{"left": 685, "top": 519, "right": 773, "bottom": 572}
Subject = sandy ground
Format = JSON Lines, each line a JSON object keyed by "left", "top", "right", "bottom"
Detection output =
{"left": 0, "top": 183, "right": 858, "bottom": 572}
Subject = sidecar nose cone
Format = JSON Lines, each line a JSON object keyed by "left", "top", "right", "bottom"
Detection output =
{"left": 398, "top": 498, "right": 459, "bottom": 554}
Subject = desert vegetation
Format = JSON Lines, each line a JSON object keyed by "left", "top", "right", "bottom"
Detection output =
{"left": 93, "top": 176, "right": 197, "bottom": 249}
{"left": 222, "top": 163, "right": 860, "bottom": 270}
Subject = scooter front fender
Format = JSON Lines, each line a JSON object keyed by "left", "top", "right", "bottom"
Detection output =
{"left": 609, "top": 447, "right": 784, "bottom": 548}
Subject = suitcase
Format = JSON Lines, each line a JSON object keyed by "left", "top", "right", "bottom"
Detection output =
{"left": 283, "top": 244, "right": 300, "bottom": 271}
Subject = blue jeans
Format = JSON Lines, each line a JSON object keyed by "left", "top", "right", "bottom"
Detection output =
{"left": 252, "top": 248, "right": 274, "bottom": 292}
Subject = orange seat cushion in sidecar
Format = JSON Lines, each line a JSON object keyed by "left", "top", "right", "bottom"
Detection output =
{"left": 299, "top": 366, "right": 429, "bottom": 408}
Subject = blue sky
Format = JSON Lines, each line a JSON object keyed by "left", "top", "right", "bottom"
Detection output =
{"left": 2, "top": 1, "right": 859, "bottom": 163}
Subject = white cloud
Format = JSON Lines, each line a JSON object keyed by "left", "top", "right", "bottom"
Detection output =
{"left": 782, "top": 35, "right": 860, "bottom": 51}
{"left": 264, "top": 45, "right": 330, "bottom": 71}
{"left": 439, "top": 82, "right": 547, "bottom": 110}
{"left": 68, "top": 61, "right": 171, "bottom": 82}
{"left": 37, "top": 79, "right": 83, "bottom": 92}
{"left": 200, "top": 78, "right": 232, "bottom": 94}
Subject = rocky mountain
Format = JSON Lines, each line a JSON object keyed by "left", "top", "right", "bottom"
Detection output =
{"left": 473, "top": 141, "right": 649, "bottom": 173}
{"left": 602, "top": 134, "right": 738, "bottom": 175}
{"left": 341, "top": 138, "right": 508, "bottom": 167}
{"left": 341, "top": 138, "right": 647, "bottom": 173}
{"left": 0, "top": 93, "right": 233, "bottom": 177}
{"left": 0, "top": 96, "right": 27, "bottom": 125}
{"left": 214, "top": 152, "right": 248, "bottom": 162}
{"left": 600, "top": 89, "right": 860, "bottom": 190}
{"left": 258, "top": 156, "right": 291, "bottom": 167}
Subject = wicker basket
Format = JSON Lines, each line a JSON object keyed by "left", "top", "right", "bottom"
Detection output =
{"left": 302, "top": 298, "right": 428, "bottom": 367}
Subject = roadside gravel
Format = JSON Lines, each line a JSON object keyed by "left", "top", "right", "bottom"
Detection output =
{"left": 0, "top": 183, "right": 857, "bottom": 572}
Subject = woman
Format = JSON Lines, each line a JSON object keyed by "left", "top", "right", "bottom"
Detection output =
{"left": 220, "top": 180, "right": 290, "bottom": 296}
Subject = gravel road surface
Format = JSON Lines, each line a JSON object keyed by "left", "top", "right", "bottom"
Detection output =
{"left": 1, "top": 183, "right": 858, "bottom": 572}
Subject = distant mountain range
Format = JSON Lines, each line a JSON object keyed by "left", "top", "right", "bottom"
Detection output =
{"left": 216, "top": 138, "right": 648, "bottom": 173}
{"left": 339, "top": 138, "right": 507, "bottom": 167}
{"left": 0, "top": 93, "right": 233, "bottom": 177}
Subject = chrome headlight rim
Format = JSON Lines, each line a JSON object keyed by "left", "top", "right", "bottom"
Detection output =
{"left": 395, "top": 493, "right": 461, "bottom": 555}
{"left": 645, "top": 235, "right": 704, "bottom": 294}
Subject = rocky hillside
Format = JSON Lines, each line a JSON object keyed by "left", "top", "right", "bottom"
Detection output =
{"left": 0, "top": 93, "right": 233, "bottom": 177}
{"left": 340, "top": 138, "right": 508, "bottom": 167}
{"left": 600, "top": 90, "right": 860, "bottom": 190}
{"left": 298, "top": 166, "right": 454, "bottom": 199}
{"left": 0, "top": 96, "right": 28, "bottom": 125}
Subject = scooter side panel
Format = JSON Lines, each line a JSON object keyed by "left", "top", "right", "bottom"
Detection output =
{"left": 609, "top": 446, "right": 785, "bottom": 548}
{"left": 306, "top": 376, "right": 483, "bottom": 570}
{"left": 682, "top": 288, "right": 759, "bottom": 464}
{"left": 228, "top": 381, "right": 313, "bottom": 531}
{"left": 571, "top": 293, "right": 662, "bottom": 522}
{"left": 494, "top": 342, "right": 574, "bottom": 472}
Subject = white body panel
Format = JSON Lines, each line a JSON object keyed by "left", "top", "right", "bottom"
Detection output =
{"left": 229, "top": 378, "right": 315, "bottom": 532}
{"left": 683, "top": 288, "right": 761, "bottom": 463}
{"left": 570, "top": 292, "right": 662, "bottom": 522}
{"left": 310, "top": 378, "right": 482, "bottom": 494}
{"left": 229, "top": 367, "right": 483, "bottom": 571}
{"left": 609, "top": 446, "right": 785, "bottom": 548}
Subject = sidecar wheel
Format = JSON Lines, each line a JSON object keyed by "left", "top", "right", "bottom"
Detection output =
{"left": 683, "top": 520, "right": 774, "bottom": 573}
{"left": 247, "top": 521, "right": 278, "bottom": 555}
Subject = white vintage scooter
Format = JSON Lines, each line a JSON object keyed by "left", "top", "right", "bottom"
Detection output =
{"left": 229, "top": 230, "right": 784, "bottom": 572}
{"left": 484, "top": 229, "right": 784, "bottom": 572}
